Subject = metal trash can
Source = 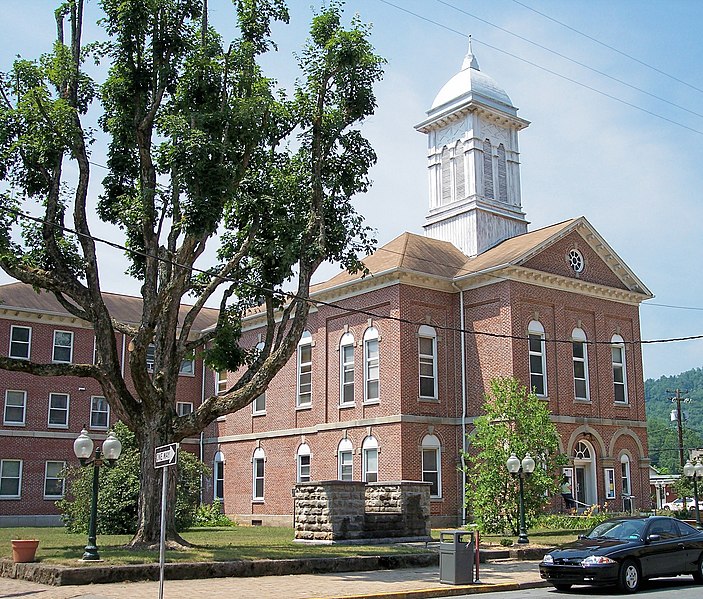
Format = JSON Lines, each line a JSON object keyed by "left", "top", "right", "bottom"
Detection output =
{"left": 439, "top": 529, "right": 474, "bottom": 584}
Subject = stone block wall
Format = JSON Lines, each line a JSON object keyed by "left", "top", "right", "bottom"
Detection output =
{"left": 294, "top": 480, "right": 431, "bottom": 542}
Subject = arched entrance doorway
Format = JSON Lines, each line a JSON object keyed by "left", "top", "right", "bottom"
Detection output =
{"left": 572, "top": 440, "right": 597, "bottom": 509}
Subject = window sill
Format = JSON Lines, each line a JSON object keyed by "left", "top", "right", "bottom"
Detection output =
{"left": 8, "top": 356, "right": 29, "bottom": 361}
{"left": 418, "top": 397, "right": 439, "bottom": 403}
{"left": 338, "top": 403, "right": 355, "bottom": 409}
{"left": 295, "top": 405, "right": 312, "bottom": 411}
{"left": 2, "top": 422, "right": 26, "bottom": 427}
{"left": 0, "top": 496, "right": 21, "bottom": 500}
{"left": 44, "top": 495, "right": 63, "bottom": 501}
{"left": 363, "top": 400, "right": 380, "bottom": 406}
{"left": 89, "top": 425, "right": 109, "bottom": 431}
{"left": 430, "top": 496, "right": 444, "bottom": 502}
{"left": 574, "top": 398, "right": 591, "bottom": 403}
{"left": 178, "top": 373, "right": 196, "bottom": 378}
{"left": 252, "top": 499, "right": 265, "bottom": 504}
{"left": 252, "top": 411, "right": 266, "bottom": 417}
{"left": 614, "top": 402, "right": 630, "bottom": 407}
{"left": 48, "top": 424, "right": 69, "bottom": 429}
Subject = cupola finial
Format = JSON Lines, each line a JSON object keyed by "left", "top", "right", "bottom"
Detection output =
{"left": 462, "top": 35, "right": 480, "bottom": 71}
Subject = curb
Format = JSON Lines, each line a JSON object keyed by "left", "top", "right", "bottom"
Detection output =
{"left": 311, "top": 580, "right": 551, "bottom": 599}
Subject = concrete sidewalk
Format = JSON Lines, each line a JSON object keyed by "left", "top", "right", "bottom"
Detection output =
{"left": 0, "top": 559, "right": 547, "bottom": 599}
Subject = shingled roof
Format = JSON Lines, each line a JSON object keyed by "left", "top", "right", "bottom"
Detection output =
{"left": 0, "top": 282, "right": 219, "bottom": 331}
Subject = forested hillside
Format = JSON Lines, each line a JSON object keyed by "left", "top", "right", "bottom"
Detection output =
{"left": 645, "top": 367, "right": 703, "bottom": 473}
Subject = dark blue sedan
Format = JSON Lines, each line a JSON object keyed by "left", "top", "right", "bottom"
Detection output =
{"left": 539, "top": 516, "right": 703, "bottom": 593}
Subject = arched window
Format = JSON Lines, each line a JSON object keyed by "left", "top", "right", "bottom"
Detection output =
{"left": 572, "top": 328, "right": 589, "bottom": 401}
{"left": 528, "top": 320, "right": 547, "bottom": 396}
{"left": 297, "top": 331, "right": 312, "bottom": 407}
{"left": 213, "top": 451, "right": 225, "bottom": 501}
{"left": 339, "top": 332, "right": 355, "bottom": 406}
{"left": 362, "top": 436, "right": 378, "bottom": 483}
{"left": 441, "top": 146, "right": 452, "bottom": 204}
{"left": 252, "top": 447, "right": 265, "bottom": 500}
{"left": 418, "top": 325, "right": 438, "bottom": 399}
{"left": 483, "top": 139, "right": 494, "bottom": 199}
{"left": 497, "top": 143, "right": 507, "bottom": 202}
{"left": 297, "top": 443, "right": 311, "bottom": 483}
{"left": 363, "top": 327, "right": 380, "bottom": 403}
{"left": 421, "top": 434, "right": 441, "bottom": 498}
{"left": 338, "top": 438, "right": 353, "bottom": 481}
{"left": 611, "top": 335, "right": 627, "bottom": 404}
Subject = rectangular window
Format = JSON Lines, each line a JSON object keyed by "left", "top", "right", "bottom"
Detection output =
{"left": 604, "top": 468, "right": 616, "bottom": 500}
{"left": 528, "top": 333, "right": 546, "bottom": 396}
{"left": 572, "top": 341, "right": 589, "bottom": 400}
{"left": 90, "top": 396, "right": 110, "bottom": 429}
{"left": 253, "top": 393, "right": 266, "bottom": 415}
{"left": 297, "top": 342, "right": 312, "bottom": 407}
{"left": 298, "top": 454, "right": 311, "bottom": 483}
{"left": 422, "top": 449, "right": 440, "bottom": 497}
{"left": 253, "top": 457, "right": 265, "bottom": 500}
{"left": 216, "top": 370, "right": 229, "bottom": 395}
{"left": 418, "top": 336, "right": 437, "bottom": 398}
{"left": 176, "top": 402, "right": 193, "bottom": 416}
{"left": 52, "top": 330, "right": 74, "bottom": 363}
{"left": 214, "top": 460, "right": 224, "bottom": 501}
{"left": 0, "top": 459, "right": 22, "bottom": 498}
{"left": 44, "top": 461, "right": 66, "bottom": 498}
{"left": 3, "top": 390, "right": 26, "bottom": 425}
{"left": 9, "top": 325, "right": 31, "bottom": 360}
{"left": 179, "top": 358, "right": 195, "bottom": 375}
{"left": 364, "top": 338, "right": 379, "bottom": 402}
{"left": 612, "top": 345, "right": 628, "bottom": 403}
{"left": 339, "top": 450, "right": 353, "bottom": 481}
{"left": 363, "top": 448, "right": 378, "bottom": 483}
{"left": 621, "top": 460, "right": 631, "bottom": 496}
{"left": 48, "top": 393, "right": 70, "bottom": 428}
{"left": 340, "top": 343, "right": 355, "bottom": 405}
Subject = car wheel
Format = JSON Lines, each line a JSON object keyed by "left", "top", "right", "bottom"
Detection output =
{"left": 617, "top": 559, "right": 640, "bottom": 593}
{"left": 553, "top": 583, "right": 572, "bottom": 591}
{"left": 694, "top": 553, "right": 703, "bottom": 584}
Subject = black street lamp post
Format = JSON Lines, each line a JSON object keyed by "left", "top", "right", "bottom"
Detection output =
{"left": 506, "top": 452, "right": 536, "bottom": 544}
{"left": 683, "top": 460, "right": 703, "bottom": 527}
{"left": 73, "top": 428, "right": 122, "bottom": 560}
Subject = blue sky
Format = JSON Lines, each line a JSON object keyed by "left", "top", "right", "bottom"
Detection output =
{"left": 1, "top": 1, "right": 702, "bottom": 380}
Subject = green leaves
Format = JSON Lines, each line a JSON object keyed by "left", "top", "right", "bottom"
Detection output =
{"left": 464, "top": 377, "right": 567, "bottom": 535}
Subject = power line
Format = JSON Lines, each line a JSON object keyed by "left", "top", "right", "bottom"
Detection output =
{"left": 434, "top": 0, "right": 703, "bottom": 121}
{"left": 509, "top": 0, "right": 703, "bottom": 96}
{"left": 374, "top": 0, "right": 703, "bottom": 136}
{"left": 3, "top": 203, "right": 703, "bottom": 348}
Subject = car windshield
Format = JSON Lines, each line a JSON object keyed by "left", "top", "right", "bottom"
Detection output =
{"left": 587, "top": 520, "right": 645, "bottom": 541}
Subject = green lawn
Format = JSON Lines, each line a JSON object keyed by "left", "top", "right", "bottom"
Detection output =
{"left": 0, "top": 526, "right": 430, "bottom": 565}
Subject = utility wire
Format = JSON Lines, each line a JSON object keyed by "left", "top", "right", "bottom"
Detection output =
{"left": 509, "top": 0, "right": 703, "bottom": 96}
{"left": 3, "top": 203, "right": 703, "bottom": 348}
{"left": 434, "top": 0, "right": 703, "bottom": 121}
{"left": 374, "top": 0, "right": 703, "bottom": 136}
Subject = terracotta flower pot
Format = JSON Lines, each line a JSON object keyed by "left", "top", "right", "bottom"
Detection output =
{"left": 11, "top": 539, "right": 39, "bottom": 563}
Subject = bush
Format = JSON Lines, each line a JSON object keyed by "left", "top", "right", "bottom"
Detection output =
{"left": 500, "top": 537, "right": 513, "bottom": 547}
{"left": 57, "top": 422, "right": 207, "bottom": 534}
{"left": 192, "top": 500, "right": 236, "bottom": 527}
{"left": 535, "top": 512, "right": 611, "bottom": 531}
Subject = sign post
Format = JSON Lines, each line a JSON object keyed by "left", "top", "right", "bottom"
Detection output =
{"left": 155, "top": 443, "right": 178, "bottom": 599}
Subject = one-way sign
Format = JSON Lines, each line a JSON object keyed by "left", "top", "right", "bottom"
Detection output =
{"left": 155, "top": 443, "right": 178, "bottom": 468}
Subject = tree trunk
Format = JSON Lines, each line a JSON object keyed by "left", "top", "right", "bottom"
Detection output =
{"left": 128, "top": 424, "right": 187, "bottom": 548}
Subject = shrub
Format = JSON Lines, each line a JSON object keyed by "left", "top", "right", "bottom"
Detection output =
{"left": 57, "top": 422, "right": 207, "bottom": 534}
{"left": 192, "top": 500, "right": 236, "bottom": 527}
{"left": 535, "top": 512, "right": 611, "bottom": 531}
{"left": 500, "top": 537, "right": 513, "bottom": 547}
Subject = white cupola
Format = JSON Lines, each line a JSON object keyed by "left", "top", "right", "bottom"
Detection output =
{"left": 415, "top": 42, "right": 530, "bottom": 257}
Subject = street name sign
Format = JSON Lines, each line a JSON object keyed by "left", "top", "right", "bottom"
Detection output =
{"left": 154, "top": 443, "right": 178, "bottom": 468}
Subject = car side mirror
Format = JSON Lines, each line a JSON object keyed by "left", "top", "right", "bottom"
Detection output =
{"left": 646, "top": 534, "right": 661, "bottom": 543}
{"left": 577, "top": 534, "right": 587, "bottom": 540}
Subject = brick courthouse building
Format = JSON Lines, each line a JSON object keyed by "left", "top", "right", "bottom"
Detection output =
{"left": 1, "top": 48, "right": 652, "bottom": 527}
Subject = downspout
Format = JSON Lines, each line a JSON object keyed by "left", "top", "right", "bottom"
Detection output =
{"left": 200, "top": 359, "right": 206, "bottom": 506}
{"left": 120, "top": 333, "right": 126, "bottom": 377}
{"left": 453, "top": 284, "right": 469, "bottom": 525}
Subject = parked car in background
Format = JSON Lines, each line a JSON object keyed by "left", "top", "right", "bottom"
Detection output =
{"left": 662, "top": 497, "right": 698, "bottom": 510}
{"left": 539, "top": 516, "right": 703, "bottom": 593}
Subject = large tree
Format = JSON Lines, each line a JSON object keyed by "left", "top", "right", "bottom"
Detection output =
{"left": 0, "top": 0, "right": 383, "bottom": 546}
{"left": 464, "top": 377, "right": 566, "bottom": 535}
